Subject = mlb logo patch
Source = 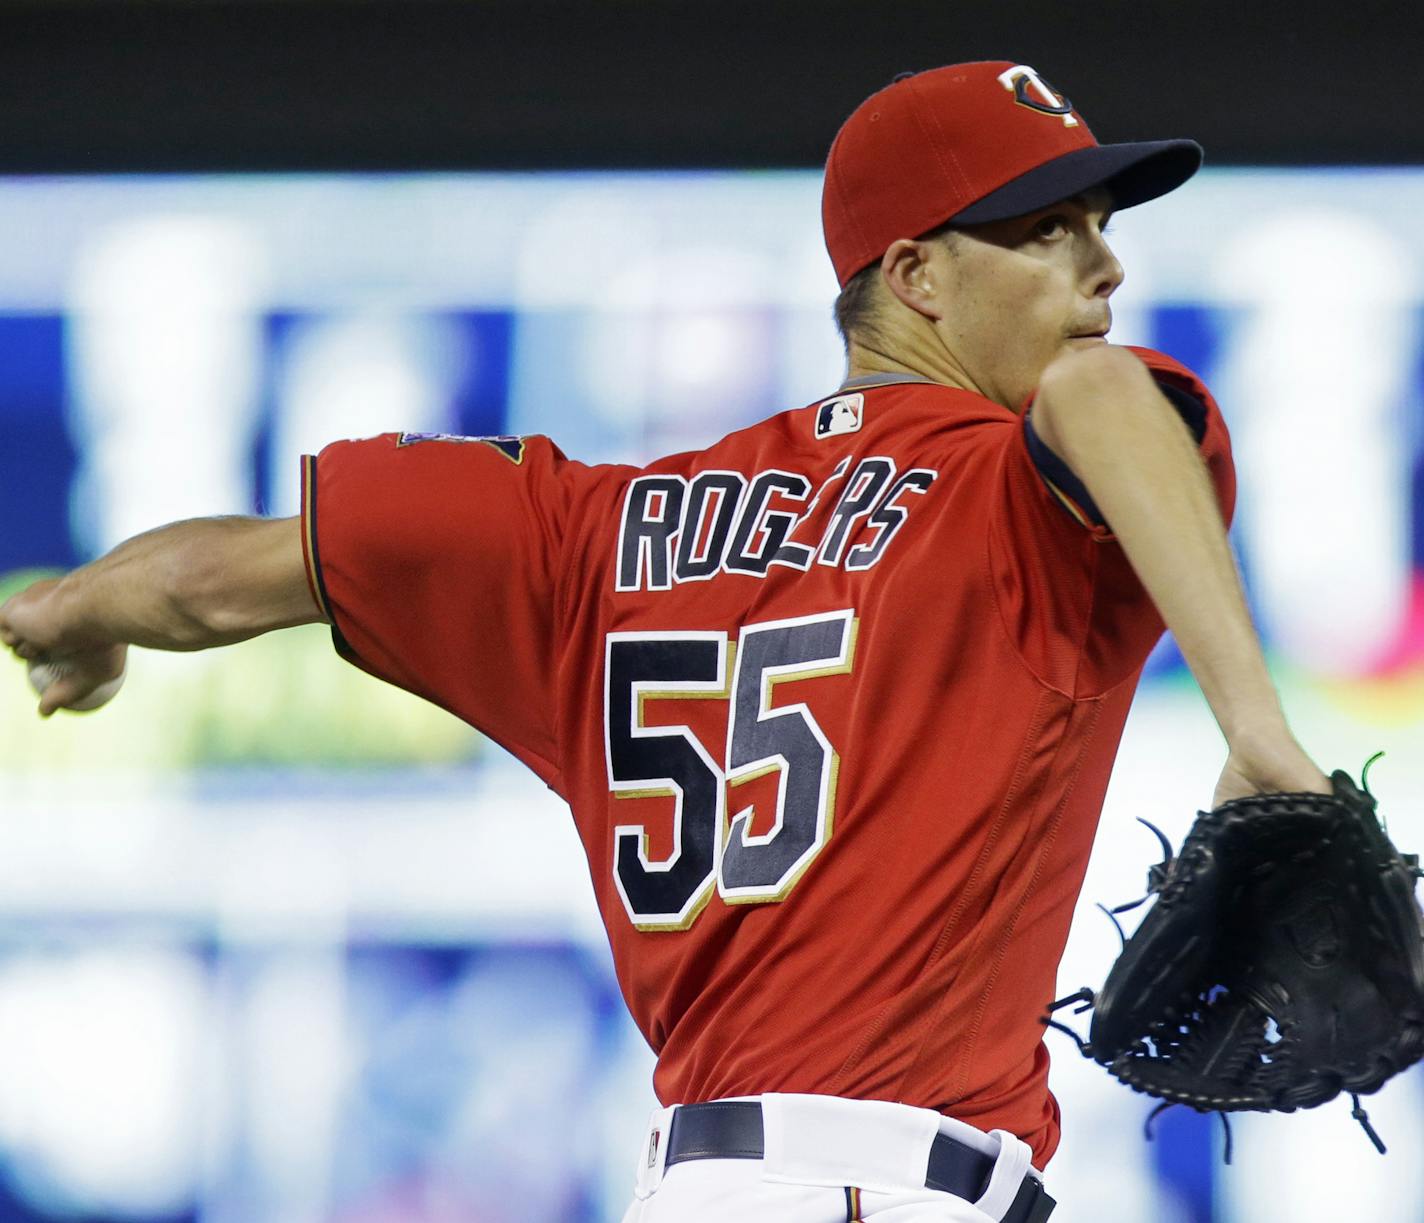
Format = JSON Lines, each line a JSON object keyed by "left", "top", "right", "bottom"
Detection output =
{"left": 814, "top": 393, "right": 864, "bottom": 439}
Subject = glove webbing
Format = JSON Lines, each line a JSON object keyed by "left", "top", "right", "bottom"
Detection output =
{"left": 1040, "top": 989, "right": 1389, "bottom": 1161}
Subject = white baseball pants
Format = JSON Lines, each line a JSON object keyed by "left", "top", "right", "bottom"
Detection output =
{"left": 619, "top": 1094, "right": 1047, "bottom": 1223}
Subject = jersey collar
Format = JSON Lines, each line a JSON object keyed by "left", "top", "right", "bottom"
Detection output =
{"left": 836, "top": 372, "right": 944, "bottom": 394}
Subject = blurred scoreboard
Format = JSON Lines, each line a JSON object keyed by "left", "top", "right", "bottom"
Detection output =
{"left": 5, "top": 171, "right": 1424, "bottom": 676}
{"left": 2, "top": 171, "right": 1424, "bottom": 1223}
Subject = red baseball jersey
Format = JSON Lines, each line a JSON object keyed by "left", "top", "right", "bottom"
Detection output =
{"left": 300, "top": 347, "right": 1235, "bottom": 1168}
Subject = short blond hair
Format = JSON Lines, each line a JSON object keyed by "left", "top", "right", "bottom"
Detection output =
{"left": 831, "top": 222, "right": 961, "bottom": 351}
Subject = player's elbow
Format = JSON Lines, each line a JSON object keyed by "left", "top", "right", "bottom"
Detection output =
{"left": 1038, "top": 344, "right": 1156, "bottom": 419}
{"left": 1033, "top": 346, "right": 1168, "bottom": 460}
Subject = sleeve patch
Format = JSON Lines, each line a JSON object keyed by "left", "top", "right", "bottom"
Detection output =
{"left": 396, "top": 432, "right": 526, "bottom": 463}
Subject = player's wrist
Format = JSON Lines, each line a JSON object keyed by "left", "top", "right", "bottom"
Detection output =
{"left": 1216, "top": 695, "right": 1292, "bottom": 751}
{"left": 1218, "top": 722, "right": 1329, "bottom": 799}
{"left": 43, "top": 571, "right": 114, "bottom": 654}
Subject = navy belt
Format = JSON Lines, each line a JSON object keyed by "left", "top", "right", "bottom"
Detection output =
{"left": 665, "top": 1101, "right": 1055, "bottom": 1223}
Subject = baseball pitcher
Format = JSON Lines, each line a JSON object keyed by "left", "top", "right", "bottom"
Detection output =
{"left": 9, "top": 62, "right": 1418, "bottom": 1223}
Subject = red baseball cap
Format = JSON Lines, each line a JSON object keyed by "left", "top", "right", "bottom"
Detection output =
{"left": 822, "top": 61, "right": 1202, "bottom": 286}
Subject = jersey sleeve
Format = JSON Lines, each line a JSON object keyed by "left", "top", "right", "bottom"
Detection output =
{"left": 300, "top": 432, "right": 573, "bottom": 789}
{"left": 988, "top": 347, "right": 1237, "bottom": 698}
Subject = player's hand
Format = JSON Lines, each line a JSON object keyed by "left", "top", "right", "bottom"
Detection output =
{"left": 1, "top": 578, "right": 127, "bottom": 716}
{"left": 1212, "top": 733, "right": 1331, "bottom": 808}
{"left": 26, "top": 644, "right": 128, "bottom": 717}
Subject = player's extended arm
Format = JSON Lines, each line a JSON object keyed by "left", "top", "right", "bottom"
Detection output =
{"left": 0, "top": 516, "right": 325, "bottom": 715}
{"left": 1031, "top": 345, "right": 1329, "bottom": 806}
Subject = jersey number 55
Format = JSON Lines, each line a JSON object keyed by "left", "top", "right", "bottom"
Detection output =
{"left": 604, "top": 609, "right": 857, "bottom": 932}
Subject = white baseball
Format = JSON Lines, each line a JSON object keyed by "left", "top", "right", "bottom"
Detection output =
{"left": 27, "top": 656, "right": 126, "bottom": 712}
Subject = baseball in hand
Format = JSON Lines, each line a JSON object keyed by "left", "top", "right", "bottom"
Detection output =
{"left": 27, "top": 655, "right": 126, "bottom": 712}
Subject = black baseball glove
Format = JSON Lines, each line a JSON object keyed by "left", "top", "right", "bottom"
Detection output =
{"left": 1048, "top": 763, "right": 1424, "bottom": 1152}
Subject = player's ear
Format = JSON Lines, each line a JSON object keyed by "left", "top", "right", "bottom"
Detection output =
{"left": 879, "top": 238, "right": 945, "bottom": 322}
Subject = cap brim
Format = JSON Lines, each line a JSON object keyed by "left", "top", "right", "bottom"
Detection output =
{"left": 949, "top": 139, "right": 1203, "bottom": 224}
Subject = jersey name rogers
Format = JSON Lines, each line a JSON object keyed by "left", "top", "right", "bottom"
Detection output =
{"left": 616, "top": 456, "right": 937, "bottom": 591}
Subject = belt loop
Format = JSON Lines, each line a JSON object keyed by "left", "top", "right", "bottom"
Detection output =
{"left": 633, "top": 1104, "right": 677, "bottom": 1200}
{"left": 972, "top": 1129, "right": 1034, "bottom": 1220}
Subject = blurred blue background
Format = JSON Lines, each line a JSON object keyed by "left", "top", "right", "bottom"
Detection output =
{"left": 3, "top": 170, "right": 1424, "bottom": 1222}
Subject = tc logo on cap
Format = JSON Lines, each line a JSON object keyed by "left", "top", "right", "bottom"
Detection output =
{"left": 996, "top": 64, "right": 1078, "bottom": 128}
{"left": 814, "top": 393, "right": 864, "bottom": 439}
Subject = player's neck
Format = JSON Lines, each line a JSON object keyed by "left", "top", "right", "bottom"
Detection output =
{"left": 844, "top": 334, "right": 988, "bottom": 402}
